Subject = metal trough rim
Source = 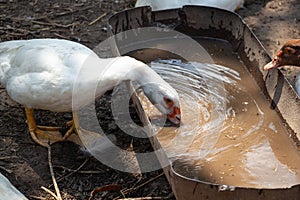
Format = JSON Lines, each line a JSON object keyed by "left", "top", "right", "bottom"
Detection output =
{"left": 108, "top": 5, "right": 300, "bottom": 200}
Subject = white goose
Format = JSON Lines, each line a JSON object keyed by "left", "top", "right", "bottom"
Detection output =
{"left": 0, "top": 173, "right": 27, "bottom": 200}
{"left": 135, "top": 0, "right": 244, "bottom": 12}
{"left": 0, "top": 39, "right": 181, "bottom": 147}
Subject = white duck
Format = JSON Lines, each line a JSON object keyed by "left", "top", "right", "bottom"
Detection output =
{"left": 264, "top": 39, "right": 300, "bottom": 96}
{"left": 0, "top": 39, "right": 181, "bottom": 147}
{"left": 0, "top": 173, "right": 27, "bottom": 200}
{"left": 135, "top": 0, "right": 244, "bottom": 12}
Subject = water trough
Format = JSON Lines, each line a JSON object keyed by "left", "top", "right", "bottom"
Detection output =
{"left": 107, "top": 6, "right": 300, "bottom": 200}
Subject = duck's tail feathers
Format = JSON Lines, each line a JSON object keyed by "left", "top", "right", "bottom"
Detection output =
{"left": 0, "top": 41, "right": 24, "bottom": 86}
{"left": 0, "top": 59, "right": 9, "bottom": 86}
{"left": 0, "top": 51, "right": 11, "bottom": 86}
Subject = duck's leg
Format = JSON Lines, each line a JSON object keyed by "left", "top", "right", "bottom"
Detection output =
{"left": 25, "top": 107, "right": 64, "bottom": 147}
{"left": 62, "top": 112, "right": 101, "bottom": 146}
{"left": 64, "top": 111, "right": 101, "bottom": 146}
{"left": 62, "top": 119, "right": 83, "bottom": 146}
{"left": 25, "top": 107, "right": 101, "bottom": 147}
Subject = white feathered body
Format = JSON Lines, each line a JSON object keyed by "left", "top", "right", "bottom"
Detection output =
{"left": 135, "top": 0, "right": 244, "bottom": 11}
{"left": 0, "top": 39, "right": 169, "bottom": 112}
{"left": 0, "top": 39, "right": 96, "bottom": 111}
{"left": 0, "top": 173, "right": 27, "bottom": 200}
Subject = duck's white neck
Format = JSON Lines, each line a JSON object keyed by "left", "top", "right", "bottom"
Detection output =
{"left": 96, "top": 56, "right": 166, "bottom": 93}
{"left": 73, "top": 56, "right": 166, "bottom": 98}
{"left": 72, "top": 56, "right": 174, "bottom": 111}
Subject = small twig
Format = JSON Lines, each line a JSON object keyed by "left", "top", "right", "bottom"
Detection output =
{"left": 23, "top": 5, "right": 94, "bottom": 20}
{"left": 30, "top": 195, "right": 48, "bottom": 200}
{"left": 52, "top": 6, "right": 94, "bottom": 18}
{"left": 0, "top": 26, "right": 30, "bottom": 33}
{"left": 89, "top": 13, "right": 107, "bottom": 26}
{"left": 54, "top": 165, "right": 103, "bottom": 174}
{"left": 0, "top": 156, "right": 18, "bottom": 160}
{"left": 46, "top": 145, "right": 62, "bottom": 200}
{"left": 32, "top": 20, "right": 76, "bottom": 28}
{"left": 113, "top": 173, "right": 165, "bottom": 200}
{"left": 53, "top": 32, "right": 70, "bottom": 40}
{"left": 0, "top": 31, "right": 28, "bottom": 37}
{"left": 0, "top": 25, "right": 50, "bottom": 37}
{"left": 0, "top": 166, "right": 13, "bottom": 174}
{"left": 122, "top": 173, "right": 164, "bottom": 195}
{"left": 49, "top": 158, "right": 88, "bottom": 187}
{"left": 88, "top": 170, "right": 165, "bottom": 200}
{"left": 41, "top": 186, "right": 58, "bottom": 200}
{"left": 3, "top": 17, "right": 75, "bottom": 28}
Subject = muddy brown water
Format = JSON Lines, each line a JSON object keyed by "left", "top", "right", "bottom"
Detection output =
{"left": 128, "top": 37, "right": 300, "bottom": 189}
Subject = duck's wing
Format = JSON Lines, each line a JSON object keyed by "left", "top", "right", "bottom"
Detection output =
{"left": 0, "top": 39, "right": 97, "bottom": 111}
{"left": 1, "top": 39, "right": 95, "bottom": 85}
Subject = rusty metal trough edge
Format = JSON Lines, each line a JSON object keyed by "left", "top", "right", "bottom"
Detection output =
{"left": 108, "top": 6, "right": 300, "bottom": 200}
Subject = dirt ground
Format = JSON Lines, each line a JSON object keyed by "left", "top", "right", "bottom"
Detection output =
{"left": 0, "top": 0, "right": 299, "bottom": 199}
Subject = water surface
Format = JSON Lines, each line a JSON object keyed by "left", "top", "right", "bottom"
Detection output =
{"left": 134, "top": 38, "right": 300, "bottom": 188}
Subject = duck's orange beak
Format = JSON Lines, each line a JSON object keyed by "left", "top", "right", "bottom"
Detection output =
{"left": 167, "top": 106, "right": 181, "bottom": 124}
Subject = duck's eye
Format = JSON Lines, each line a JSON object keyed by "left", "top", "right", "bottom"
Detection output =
{"left": 284, "top": 47, "right": 296, "bottom": 55}
{"left": 164, "top": 97, "right": 174, "bottom": 107}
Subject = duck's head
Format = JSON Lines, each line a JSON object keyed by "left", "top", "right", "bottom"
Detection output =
{"left": 141, "top": 83, "right": 181, "bottom": 125}
{"left": 122, "top": 56, "right": 181, "bottom": 125}
{"left": 264, "top": 39, "right": 300, "bottom": 70}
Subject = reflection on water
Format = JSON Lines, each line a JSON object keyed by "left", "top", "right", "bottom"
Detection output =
{"left": 140, "top": 59, "right": 300, "bottom": 188}
{"left": 149, "top": 60, "right": 240, "bottom": 159}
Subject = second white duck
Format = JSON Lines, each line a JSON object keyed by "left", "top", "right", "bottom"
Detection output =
{"left": 135, "top": 0, "right": 244, "bottom": 12}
